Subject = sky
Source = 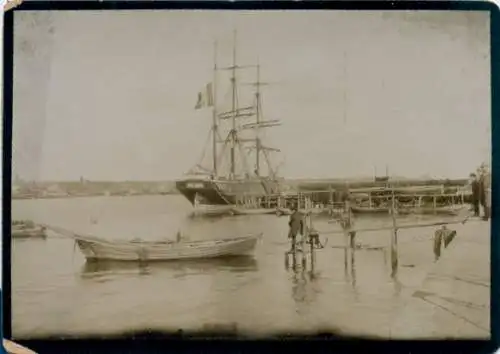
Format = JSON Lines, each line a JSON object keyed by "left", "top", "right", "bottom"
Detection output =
{"left": 12, "top": 10, "right": 491, "bottom": 181}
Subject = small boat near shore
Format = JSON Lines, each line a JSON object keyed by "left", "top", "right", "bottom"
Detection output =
{"left": 230, "top": 208, "right": 277, "bottom": 216}
{"left": 191, "top": 203, "right": 235, "bottom": 217}
{"left": 76, "top": 234, "right": 261, "bottom": 262}
{"left": 11, "top": 220, "right": 47, "bottom": 239}
{"left": 40, "top": 224, "right": 261, "bottom": 262}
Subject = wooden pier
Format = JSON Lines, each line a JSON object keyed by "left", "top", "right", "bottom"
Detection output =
{"left": 225, "top": 184, "right": 470, "bottom": 218}
{"left": 284, "top": 190, "right": 474, "bottom": 278}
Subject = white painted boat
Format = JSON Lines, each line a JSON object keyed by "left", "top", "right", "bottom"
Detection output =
{"left": 191, "top": 203, "right": 235, "bottom": 217}
{"left": 77, "top": 234, "right": 260, "bottom": 261}
{"left": 230, "top": 208, "right": 277, "bottom": 216}
{"left": 41, "top": 224, "right": 261, "bottom": 262}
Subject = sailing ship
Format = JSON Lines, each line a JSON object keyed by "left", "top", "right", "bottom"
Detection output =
{"left": 176, "top": 33, "right": 283, "bottom": 212}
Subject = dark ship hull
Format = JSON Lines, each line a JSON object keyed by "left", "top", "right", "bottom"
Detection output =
{"left": 176, "top": 176, "right": 282, "bottom": 206}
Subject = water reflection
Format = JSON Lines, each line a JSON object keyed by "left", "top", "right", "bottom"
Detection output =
{"left": 350, "top": 248, "right": 357, "bottom": 288}
{"left": 289, "top": 267, "right": 321, "bottom": 306}
{"left": 80, "top": 256, "right": 259, "bottom": 279}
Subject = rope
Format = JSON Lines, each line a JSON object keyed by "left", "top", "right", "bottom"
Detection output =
{"left": 235, "top": 135, "right": 252, "bottom": 176}
{"left": 212, "top": 179, "right": 234, "bottom": 206}
{"left": 187, "top": 129, "right": 212, "bottom": 175}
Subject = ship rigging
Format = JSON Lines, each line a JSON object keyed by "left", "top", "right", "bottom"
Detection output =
{"left": 176, "top": 31, "right": 284, "bottom": 208}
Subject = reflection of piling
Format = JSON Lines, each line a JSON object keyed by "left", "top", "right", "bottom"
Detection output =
{"left": 390, "top": 188, "right": 399, "bottom": 277}
{"left": 339, "top": 199, "right": 358, "bottom": 277}
{"left": 309, "top": 224, "right": 316, "bottom": 270}
{"left": 350, "top": 244, "right": 356, "bottom": 286}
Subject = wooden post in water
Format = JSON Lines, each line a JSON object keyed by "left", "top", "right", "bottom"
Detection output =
{"left": 390, "top": 187, "right": 399, "bottom": 277}
{"left": 307, "top": 212, "right": 316, "bottom": 271}
{"left": 301, "top": 224, "right": 307, "bottom": 269}
{"left": 433, "top": 195, "right": 437, "bottom": 214}
{"left": 349, "top": 230, "right": 356, "bottom": 249}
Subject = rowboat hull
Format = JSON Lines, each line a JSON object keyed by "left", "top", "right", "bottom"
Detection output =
{"left": 76, "top": 234, "right": 260, "bottom": 262}
{"left": 191, "top": 204, "right": 235, "bottom": 217}
{"left": 230, "top": 208, "right": 277, "bottom": 216}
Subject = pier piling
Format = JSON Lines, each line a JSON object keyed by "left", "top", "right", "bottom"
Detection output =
{"left": 433, "top": 228, "right": 443, "bottom": 261}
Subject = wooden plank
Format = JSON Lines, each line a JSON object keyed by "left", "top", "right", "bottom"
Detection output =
{"left": 323, "top": 216, "right": 473, "bottom": 235}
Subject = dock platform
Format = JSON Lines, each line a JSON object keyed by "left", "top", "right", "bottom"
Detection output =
{"left": 390, "top": 220, "right": 490, "bottom": 339}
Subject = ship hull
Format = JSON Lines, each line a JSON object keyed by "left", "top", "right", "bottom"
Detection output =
{"left": 176, "top": 177, "right": 281, "bottom": 207}
{"left": 176, "top": 179, "right": 232, "bottom": 205}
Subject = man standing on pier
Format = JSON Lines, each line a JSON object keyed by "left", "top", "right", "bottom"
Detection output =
{"left": 288, "top": 203, "right": 304, "bottom": 252}
{"left": 479, "top": 166, "right": 491, "bottom": 221}
{"left": 470, "top": 173, "right": 480, "bottom": 217}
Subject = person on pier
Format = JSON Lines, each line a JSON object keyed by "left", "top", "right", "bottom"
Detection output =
{"left": 470, "top": 173, "right": 480, "bottom": 217}
{"left": 479, "top": 166, "right": 491, "bottom": 221}
{"left": 288, "top": 203, "right": 304, "bottom": 253}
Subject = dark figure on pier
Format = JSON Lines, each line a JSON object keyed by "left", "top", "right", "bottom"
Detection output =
{"left": 288, "top": 204, "right": 304, "bottom": 252}
{"left": 479, "top": 169, "right": 491, "bottom": 221}
{"left": 470, "top": 173, "right": 480, "bottom": 217}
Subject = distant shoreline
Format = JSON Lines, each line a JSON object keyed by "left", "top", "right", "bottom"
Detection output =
{"left": 12, "top": 192, "right": 180, "bottom": 201}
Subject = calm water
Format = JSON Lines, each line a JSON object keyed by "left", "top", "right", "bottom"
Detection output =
{"left": 12, "top": 195, "right": 455, "bottom": 339}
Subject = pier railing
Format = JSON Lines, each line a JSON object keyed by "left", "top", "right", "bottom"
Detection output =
{"left": 232, "top": 187, "right": 470, "bottom": 211}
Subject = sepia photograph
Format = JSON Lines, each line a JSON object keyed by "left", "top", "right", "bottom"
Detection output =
{"left": 9, "top": 8, "right": 491, "bottom": 340}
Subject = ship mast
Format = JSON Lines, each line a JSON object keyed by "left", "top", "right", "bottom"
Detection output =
{"left": 230, "top": 30, "right": 238, "bottom": 179}
{"left": 255, "top": 61, "right": 261, "bottom": 176}
{"left": 215, "top": 31, "right": 281, "bottom": 181}
{"left": 343, "top": 50, "right": 347, "bottom": 125}
{"left": 241, "top": 61, "right": 281, "bottom": 180}
{"left": 212, "top": 41, "right": 218, "bottom": 177}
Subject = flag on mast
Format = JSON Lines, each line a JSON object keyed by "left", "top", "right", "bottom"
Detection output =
{"left": 195, "top": 82, "right": 214, "bottom": 109}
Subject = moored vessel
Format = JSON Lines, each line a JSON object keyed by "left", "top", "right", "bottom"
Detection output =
{"left": 176, "top": 32, "right": 283, "bottom": 215}
{"left": 40, "top": 224, "right": 261, "bottom": 262}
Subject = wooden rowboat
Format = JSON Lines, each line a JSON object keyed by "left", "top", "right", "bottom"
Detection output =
{"left": 230, "top": 208, "right": 277, "bottom": 216}
{"left": 75, "top": 235, "right": 260, "bottom": 262}
{"left": 191, "top": 204, "right": 235, "bottom": 217}
{"left": 41, "top": 224, "right": 261, "bottom": 262}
